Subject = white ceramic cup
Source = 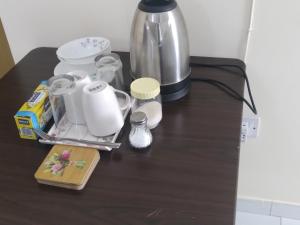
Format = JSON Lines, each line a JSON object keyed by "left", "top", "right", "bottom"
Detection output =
{"left": 82, "top": 81, "right": 130, "bottom": 137}
{"left": 63, "top": 71, "right": 92, "bottom": 125}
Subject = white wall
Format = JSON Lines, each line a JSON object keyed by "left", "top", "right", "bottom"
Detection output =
{"left": 238, "top": 0, "right": 300, "bottom": 204}
{"left": 0, "top": 0, "right": 252, "bottom": 62}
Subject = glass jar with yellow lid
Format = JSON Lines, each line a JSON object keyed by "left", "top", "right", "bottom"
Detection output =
{"left": 130, "top": 78, "right": 162, "bottom": 129}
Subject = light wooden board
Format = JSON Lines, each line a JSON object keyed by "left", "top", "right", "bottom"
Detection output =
{"left": 35, "top": 145, "right": 100, "bottom": 189}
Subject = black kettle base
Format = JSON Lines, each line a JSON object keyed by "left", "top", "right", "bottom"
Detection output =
{"left": 161, "top": 76, "right": 191, "bottom": 102}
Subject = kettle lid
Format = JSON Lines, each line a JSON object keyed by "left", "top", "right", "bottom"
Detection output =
{"left": 138, "top": 0, "right": 177, "bottom": 13}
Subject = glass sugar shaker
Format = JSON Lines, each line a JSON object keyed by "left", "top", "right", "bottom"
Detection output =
{"left": 129, "top": 112, "right": 153, "bottom": 149}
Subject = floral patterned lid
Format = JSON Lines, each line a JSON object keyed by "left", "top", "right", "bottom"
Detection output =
{"left": 34, "top": 145, "right": 100, "bottom": 189}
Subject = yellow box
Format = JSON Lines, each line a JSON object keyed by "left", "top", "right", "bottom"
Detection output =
{"left": 14, "top": 81, "right": 52, "bottom": 140}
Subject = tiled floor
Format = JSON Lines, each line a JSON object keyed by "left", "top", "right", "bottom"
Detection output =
{"left": 282, "top": 218, "right": 300, "bottom": 225}
{"left": 236, "top": 212, "right": 300, "bottom": 225}
{"left": 236, "top": 212, "right": 280, "bottom": 225}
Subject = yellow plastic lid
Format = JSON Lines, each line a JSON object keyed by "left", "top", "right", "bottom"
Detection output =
{"left": 130, "top": 77, "right": 160, "bottom": 100}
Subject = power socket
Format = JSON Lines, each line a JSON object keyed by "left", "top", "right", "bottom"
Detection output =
{"left": 241, "top": 116, "right": 261, "bottom": 143}
{"left": 243, "top": 116, "right": 260, "bottom": 138}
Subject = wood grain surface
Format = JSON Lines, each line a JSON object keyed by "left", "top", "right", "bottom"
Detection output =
{"left": 0, "top": 48, "right": 244, "bottom": 225}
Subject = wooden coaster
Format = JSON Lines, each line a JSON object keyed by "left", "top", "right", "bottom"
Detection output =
{"left": 34, "top": 145, "right": 100, "bottom": 190}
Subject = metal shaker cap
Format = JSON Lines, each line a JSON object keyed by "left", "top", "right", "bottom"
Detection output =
{"left": 130, "top": 112, "right": 147, "bottom": 125}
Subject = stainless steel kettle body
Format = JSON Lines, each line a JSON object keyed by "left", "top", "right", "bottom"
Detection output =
{"left": 130, "top": 0, "right": 191, "bottom": 101}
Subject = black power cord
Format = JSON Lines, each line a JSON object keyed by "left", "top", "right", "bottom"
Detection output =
{"left": 190, "top": 62, "right": 258, "bottom": 115}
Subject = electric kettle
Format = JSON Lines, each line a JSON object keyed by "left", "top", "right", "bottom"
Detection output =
{"left": 130, "top": 0, "right": 191, "bottom": 102}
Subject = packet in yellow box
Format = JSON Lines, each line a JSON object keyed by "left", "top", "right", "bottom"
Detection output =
{"left": 14, "top": 81, "right": 52, "bottom": 140}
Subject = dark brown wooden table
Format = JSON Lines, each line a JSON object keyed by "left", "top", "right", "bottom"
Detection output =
{"left": 0, "top": 48, "right": 244, "bottom": 225}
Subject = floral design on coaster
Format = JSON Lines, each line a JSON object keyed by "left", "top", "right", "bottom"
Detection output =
{"left": 44, "top": 150, "right": 86, "bottom": 176}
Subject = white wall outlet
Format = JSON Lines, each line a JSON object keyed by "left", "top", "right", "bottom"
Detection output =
{"left": 243, "top": 116, "right": 261, "bottom": 139}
